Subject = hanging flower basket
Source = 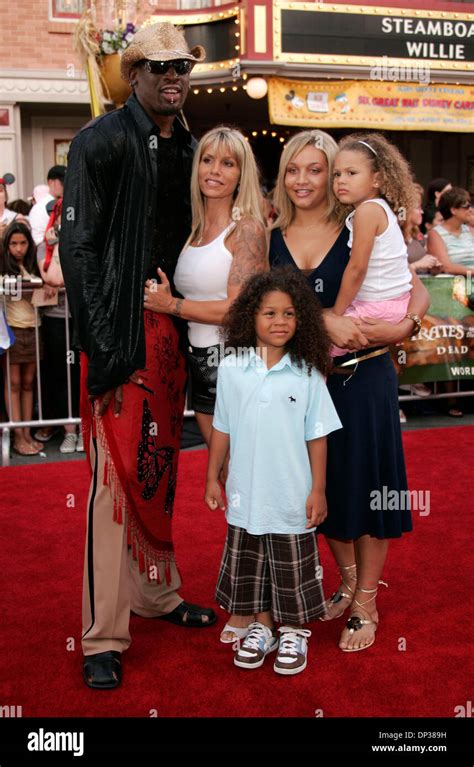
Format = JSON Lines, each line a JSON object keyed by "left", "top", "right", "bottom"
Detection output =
{"left": 99, "top": 52, "right": 131, "bottom": 107}
{"left": 97, "top": 23, "right": 135, "bottom": 107}
{"left": 74, "top": 11, "right": 136, "bottom": 114}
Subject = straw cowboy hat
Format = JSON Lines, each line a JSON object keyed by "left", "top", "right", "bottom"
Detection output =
{"left": 121, "top": 22, "right": 206, "bottom": 81}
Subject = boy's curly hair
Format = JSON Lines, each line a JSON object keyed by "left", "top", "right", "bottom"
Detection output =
{"left": 338, "top": 132, "right": 417, "bottom": 223}
{"left": 223, "top": 267, "right": 331, "bottom": 376}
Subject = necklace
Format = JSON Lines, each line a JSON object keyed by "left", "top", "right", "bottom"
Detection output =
{"left": 195, "top": 219, "right": 232, "bottom": 247}
{"left": 290, "top": 220, "right": 324, "bottom": 230}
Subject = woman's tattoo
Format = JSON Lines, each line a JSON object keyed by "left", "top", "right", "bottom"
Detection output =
{"left": 228, "top": 219, "right": 267, "bottom": 287}
{"left": 173, "top": 298, "right": 184, "bottom": 317}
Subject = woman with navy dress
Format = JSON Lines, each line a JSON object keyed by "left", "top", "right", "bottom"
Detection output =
{"left": 269, "top": 130, "right": 430, "bottom": 652}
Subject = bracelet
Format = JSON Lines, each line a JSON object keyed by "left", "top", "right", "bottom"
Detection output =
{"left": 173, "top": 297, "right": 184, "bottom": 317}
{"left": 405, "top": 312, "right": 422, "bottom": 336}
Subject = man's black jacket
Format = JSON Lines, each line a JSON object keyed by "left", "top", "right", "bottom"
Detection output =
{"left": 59, "top": 94, "right": 195, "bottom": 396}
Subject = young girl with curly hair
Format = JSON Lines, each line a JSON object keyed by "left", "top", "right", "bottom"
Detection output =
{"left": 332, "top": 133, "right": 417, "bottom": 355}
{"left": 205, "top": 268, "right": 342, "bottom": 676}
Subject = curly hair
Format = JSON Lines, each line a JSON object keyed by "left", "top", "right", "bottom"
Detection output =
{"left": 338, "top": 132, "right": 417, "bottom": 224}
{"left": 222, "top": 267, "right": 331, "bottom": 377}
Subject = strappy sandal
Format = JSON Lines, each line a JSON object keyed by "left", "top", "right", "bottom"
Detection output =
{"left": 220, "top": 623, "right": 252, "bottom": 645}
{"left": 319, "top": 563, "right": 357, "bottom": 621}
{"left": 159, "top": 601, "right": 217, "bottom": 628}
{"left": 341, "top": 581, "right": 388, "bottom": 653}
{"left": 83, "top": 650, "right": 122, "bottom": 689}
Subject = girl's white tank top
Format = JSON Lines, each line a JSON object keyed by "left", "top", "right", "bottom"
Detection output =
{"left": 346, "top": 198, "right": 412, "bottom": 301}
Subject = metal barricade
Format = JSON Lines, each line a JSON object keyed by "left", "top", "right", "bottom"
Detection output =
{"left": 398, "top": 381, "right": 472, "bottom": 403}
{"left": 1, "top": 279, "right": 80, "bottom": 467}
{"left": 0, "top": 278, "right": 196, "bottom": 467}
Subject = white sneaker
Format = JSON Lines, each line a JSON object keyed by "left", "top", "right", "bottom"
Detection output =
{"left": 274, "top": 627, "right": 312, "bottom": 676}
{"left": 76, "top": 430, "right": 84, "bottom": 452}
{"left": 399, "top": 409, "right": 407, "bottom": 424}
{"left": 234, "top": 622, "right": 278, "bottom": 669}
{"left": 60, "top": 433, "right": 78, "bottom": 453}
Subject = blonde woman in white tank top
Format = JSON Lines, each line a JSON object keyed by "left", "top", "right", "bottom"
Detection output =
{"left": 144, "top": 127, "right": 267, "bottom": 645}
{"left": 145, "top": 125, "right": 267, "bottom": 430}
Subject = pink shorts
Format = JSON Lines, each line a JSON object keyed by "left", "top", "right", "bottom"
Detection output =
{"left": 331, "top": 292, "right": 411, "bottom": 357}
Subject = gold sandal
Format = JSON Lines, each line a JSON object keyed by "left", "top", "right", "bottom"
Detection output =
{"left": 319, "top": 563, "right": 357, "bottom": 621}
{"left": 341, "top": 581, "right": 388, "bottom": 652}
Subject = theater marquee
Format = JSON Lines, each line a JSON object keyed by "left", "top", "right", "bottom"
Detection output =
{"left": 273, "top": 2, "right": 474, "bottom": 72}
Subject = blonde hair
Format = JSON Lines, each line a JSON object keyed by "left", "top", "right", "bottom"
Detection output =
{"left": 338, "top": 132, "right": 417, "bottom": 222}
{"left": 272, "top": 130, "right": 346, "bottom": 231}
{"left": 189, "top": 126, "right": 264, "bottom": 245}
{"left": 402, "top": 182, "right": 424, "bottom": 242}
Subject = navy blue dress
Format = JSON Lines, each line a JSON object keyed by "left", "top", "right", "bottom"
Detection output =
{"left": 269, "top": 228, "right": 412, "bottom": 540}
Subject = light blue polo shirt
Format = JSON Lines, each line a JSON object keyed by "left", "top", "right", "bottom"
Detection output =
{"left": 213, "top": 349, "right": 342, "bottom": 535}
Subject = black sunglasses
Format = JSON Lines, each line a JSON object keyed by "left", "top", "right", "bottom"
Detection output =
{"left": 142, "top": 59, "right": 193, "bottom": 76}
{"left": 459, "top": 202, "right": 474, "bottom": 209}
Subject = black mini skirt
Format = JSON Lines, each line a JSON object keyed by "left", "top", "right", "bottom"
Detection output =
{"left": 187, "top": 345, "right": 220, "bottom": 415}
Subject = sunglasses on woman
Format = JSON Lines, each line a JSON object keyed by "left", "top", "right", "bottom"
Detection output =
{"left": 459, "top": 202, "right": 474, "bottom": 209}
{"left": 142, "top": 59, "right": 194, "bottom": 76}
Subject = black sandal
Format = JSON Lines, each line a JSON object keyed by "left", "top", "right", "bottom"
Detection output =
{"left": 83, "top": 651, "right": 122, "bottom": 689}
{"left": 159, "top": 601, "right": 217, "bottom": 628}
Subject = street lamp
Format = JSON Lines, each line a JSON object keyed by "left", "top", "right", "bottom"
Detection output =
{"left": 246, "top": 77, "right": 268, "bottom": 99}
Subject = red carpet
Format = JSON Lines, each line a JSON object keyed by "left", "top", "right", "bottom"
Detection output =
{"left": 0, "top": 427, "right": 471, "bottom": 718}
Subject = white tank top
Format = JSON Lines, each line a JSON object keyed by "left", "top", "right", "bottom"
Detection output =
{"left": 174, "top": 223, "right": 235, "bottom": 348}
{"left": 346, "top": 198, "right": 412, "bottom": 301}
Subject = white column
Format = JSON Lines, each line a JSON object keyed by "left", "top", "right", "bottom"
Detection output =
{"left": 0, "top": 104, "right": 23, "bottom": 200}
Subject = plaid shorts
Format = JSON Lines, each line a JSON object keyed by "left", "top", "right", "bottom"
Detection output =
{"left": 215, "top": 524, "right": 327, "bottom": 625}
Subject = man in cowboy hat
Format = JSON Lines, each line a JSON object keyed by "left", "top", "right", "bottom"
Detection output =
{"left": 60, "top": 23, "right": 214, "bottom": 691}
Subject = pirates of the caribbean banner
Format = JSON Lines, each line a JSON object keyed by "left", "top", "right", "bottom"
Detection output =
{"left": 397, "top": 275, "right": 474, "bottom": 384}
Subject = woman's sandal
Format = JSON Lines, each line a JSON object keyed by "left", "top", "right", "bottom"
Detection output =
{"left": 319, "top": 563, "right": 357, "bottom": 621}
{"left": 12, "top": 443, "right": 41, "bottom": 456}
{"left": 220, "top": 623, "right": 252, "bottom": 645}
{"left": 340, "top": 581, "right": 388, "bottom": 653}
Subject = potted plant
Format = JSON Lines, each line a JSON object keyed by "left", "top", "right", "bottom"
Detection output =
{"left": 97, "top": 22, "right": 136, "bottom": 106}
{"left": 74, "top": 7, "right": 139, "bottom": 115}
